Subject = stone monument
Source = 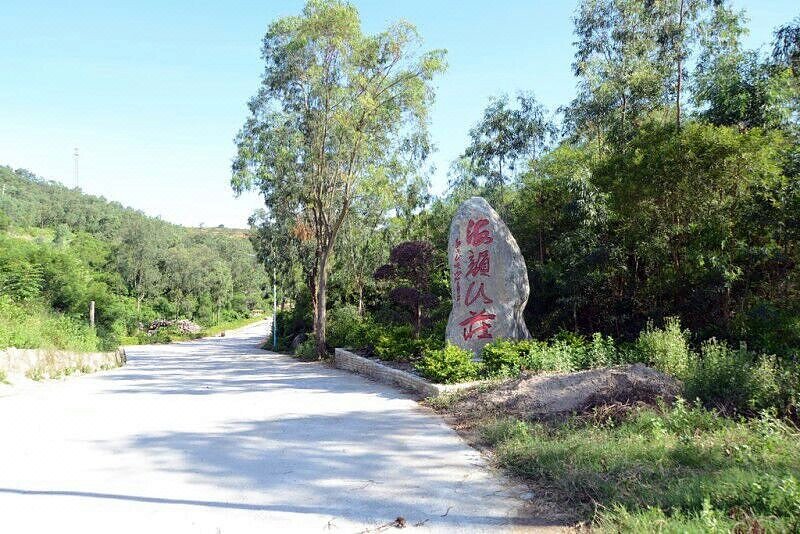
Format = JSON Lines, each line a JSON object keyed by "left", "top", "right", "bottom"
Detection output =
{"left": 445, "top": 196, "right": 531, "bottom": 355}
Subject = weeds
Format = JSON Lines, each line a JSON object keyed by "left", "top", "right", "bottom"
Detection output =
{"left": 478, "top": 401, "right": 800, "bottom": 532}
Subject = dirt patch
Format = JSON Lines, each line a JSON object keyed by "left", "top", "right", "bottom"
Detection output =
{"left": 439, "top": 364, "right": 681, "bottom": 424}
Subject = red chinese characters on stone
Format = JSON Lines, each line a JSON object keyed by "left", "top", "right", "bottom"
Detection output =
{"left": 466, "top": 249, "right": 490, "bottom": 277}
{"left": 459, "top": 309, "right": 497, "bottom": 340}
{"left": 466, "top": 218, "right": 493, "bottom": 247}
{"left": 453, "top": 239, "right": 463, "bottom": 302}
{"left": 456, "top": 218, "right": 497, "bottom": 342}
{"left": 464, "top": 281, "right": 493, "bottom": 306}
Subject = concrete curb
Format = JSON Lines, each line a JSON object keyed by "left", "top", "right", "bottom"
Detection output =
{"left": 0, "top": 346, "right": 126, "bottom": 380}
{"left": 333, "top": 348, "right": 483, "bottom": 397}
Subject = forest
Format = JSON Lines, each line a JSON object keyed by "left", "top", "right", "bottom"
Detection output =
{"left": 0, "top": 165, "right": 267, "bottom": 351}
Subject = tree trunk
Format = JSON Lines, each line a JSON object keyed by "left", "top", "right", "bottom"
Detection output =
{"left": 357, "top": 284, "right": 364, "bottom": 317}
{"left": 675, "top": 0, "right": 685, "bottom": 129}
{"left": 415, "top": 302, "right": 422, "bottom": 339}
{"left": 314, "top": 247, "right": 331, "bottom": 360}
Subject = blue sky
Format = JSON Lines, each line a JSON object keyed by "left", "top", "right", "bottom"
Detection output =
{"left": 1, "top": 1, "right": 797, "bottom": 228}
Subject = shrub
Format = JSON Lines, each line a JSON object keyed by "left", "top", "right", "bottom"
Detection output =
{"left": 684, "top": 339, "right": 799, "bottom": 416}
{"left": 415, "top": 344, "right": 480, "bottom": 384}
{"left": 0, "top": 296, "right": 100, "bottom": 352}
{"left": 481, "top": 340, "right": 526, "bottom": 377}
{"left": 326, "top": 304, "right": 363, "bottom": 348}
{"left": 481, "top": 338, "right": 580, "bottom": 378}
{"left": 371, "top": 324, "right": 443, "bottom": 361}
{"left": 634, "top": 317, "right": 692, "bottom": 378}
{"left": 294, "top": 338, "right": 318, "bottom": 360}
{"left": 529, "top": 340, "right": 577, "bottom": 373}
{"left": 574, "top": 332, "right": 618, "bottom": 369}
{"left": 684, "top": 339, "right": 753, "bottom": 412}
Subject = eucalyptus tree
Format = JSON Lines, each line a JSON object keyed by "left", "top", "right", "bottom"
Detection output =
{"left": 459, "top": 92, "right": 551, "bottom": 210}
{"left": 569, "top": 0, "right": 727, "bottom": 142}
{"left": 232, "top": 0, "right": 445, "bottom": 357}
{"left": 569, "top": 0, "right": 668, "bottom": 147}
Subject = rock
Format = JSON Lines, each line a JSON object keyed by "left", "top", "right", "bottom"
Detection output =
{"left": 146, "top": 319, "right": 202, "bottom": 336}
{"left": 445, "top": 196, "right": 531, "bottom": 355}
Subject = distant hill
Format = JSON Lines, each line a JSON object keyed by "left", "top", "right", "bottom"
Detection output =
{"left": 0, "top": 165, "right": 267, "bottom": 351}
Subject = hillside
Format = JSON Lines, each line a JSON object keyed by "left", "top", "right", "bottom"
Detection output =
{"left": 0, "top": 166, "right": 267, "bottom": 351}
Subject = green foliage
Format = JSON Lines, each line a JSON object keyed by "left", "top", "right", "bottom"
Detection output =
{"left": 684, "top": 339, "right": 799, "bottom": 415}
{"left": 415, "top": 344, "right": 479, "bottom": 384}
{"left": 326, "top": 305, "right": 364, "bottom": 349}
{"left": 633, "top": 318, "right": 692, "bottom": 379}
{"left": 373, "top": 324, "right": 442, "bottom": 361}
{"left": 481, "top": 335, "right": 616, "bottom": 378}
{"left": 480, "top": 402, "right": 800, "bottom": 531}
{"left": 0, "top": 296, "right": 100, "bottom": 352}
{"left": 0, "top": 166, "right": 267, "bottom": 352}
{"left": 294, "top": 339, "right": 318, "bottom": 361}
{"left": 480, "top": 339, "right": 531, "bottom": 377}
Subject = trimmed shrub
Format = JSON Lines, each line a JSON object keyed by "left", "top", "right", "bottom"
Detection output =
{"left": 326, "top": 304, "right": 363, "bottom": 349}
{"left": 415, "top": 344, "right": 480, "bottom": 384}
{"left": 372, "top": 324, "right": 443, "bottom": 361}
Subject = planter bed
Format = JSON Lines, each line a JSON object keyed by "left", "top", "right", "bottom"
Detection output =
{"left": 333, "top": 348, "right": 482, "bottom": 397}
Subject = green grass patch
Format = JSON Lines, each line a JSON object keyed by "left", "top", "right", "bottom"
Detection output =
{"left": 480, "top": 400, "right": 800, "bottom": 532}
{"left": 0, "top": 296, "right": 100, "bottom": 352}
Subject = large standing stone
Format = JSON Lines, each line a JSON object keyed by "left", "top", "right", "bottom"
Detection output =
{"left": 446, "top": 197, "right": 531, "bottom": 355}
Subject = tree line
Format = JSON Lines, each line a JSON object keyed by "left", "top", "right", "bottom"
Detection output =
{"left": 234, "top": 0, "right": 799, "bottom": 361}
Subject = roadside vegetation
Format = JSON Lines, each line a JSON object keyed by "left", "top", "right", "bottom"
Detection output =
{"left": 480, "top": 402, "right": 800, "bottom": 532}
{"left": 247, "top": 1, "right": 800, "bottom": 529}
{"left": 0, "top": 166, "right": 268, "bottom": 352}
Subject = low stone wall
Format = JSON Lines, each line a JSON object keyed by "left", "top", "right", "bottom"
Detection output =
{"left": 0, "top": 346, "right": 126, "bottom": 380}
{"left": 333, "top": 348, "right": 480, "bottom": 398}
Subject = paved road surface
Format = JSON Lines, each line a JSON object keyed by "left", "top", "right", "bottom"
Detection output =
{"left": 0, "top": 321, "right": 546, "bottom": 533}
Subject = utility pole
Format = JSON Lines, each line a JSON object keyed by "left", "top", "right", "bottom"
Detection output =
{"left": 89, "top": 300, "right": 95, "bottom": 328}
{"left": 73, "top": 147, "right": 80, "bottom": 188}
{"left": 272, "top": 266, "right": 277, "bottom": 350}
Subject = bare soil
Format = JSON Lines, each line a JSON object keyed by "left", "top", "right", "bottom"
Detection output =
{"left": 438, "top": 363, "right": 681, "bottom": 425}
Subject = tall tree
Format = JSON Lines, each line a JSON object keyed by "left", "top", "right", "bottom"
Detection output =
{"left": 116, "top": 218, "right": 164, "bottom": 313}
{"left": 460, "top": 92, "right": 551, "bottom": 210}
{"left": 569, "top": 0, "right": 667, "bottom": 147}
{"left": 232, "top": 0, "right": 445, "bottom": 357}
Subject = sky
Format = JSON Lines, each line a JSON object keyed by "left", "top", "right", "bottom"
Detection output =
{"left": 1, "top": 1, "right": 797, "bottom": 228}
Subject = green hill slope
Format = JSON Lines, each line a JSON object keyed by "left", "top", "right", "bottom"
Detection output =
{"left": 0, "top": 166, "right": 266, "bottom": 351}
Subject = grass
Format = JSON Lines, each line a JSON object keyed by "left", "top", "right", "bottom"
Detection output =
{"left": 0, "top": 296, "right": 100, "bottom": 352}
{"left": 477, "top": 399, "right": 800, "bottom": 532}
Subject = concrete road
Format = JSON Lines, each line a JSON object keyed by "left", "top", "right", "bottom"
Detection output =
{"left": 0, "top": 321, "right": 544, "bottom": 533}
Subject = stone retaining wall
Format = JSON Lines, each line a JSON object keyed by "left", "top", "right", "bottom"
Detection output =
{"left": 333, "top": 348, "right": 480, "bottom": 397}
{"left": 0, "top": 346, "right": 126, "bottom": 380}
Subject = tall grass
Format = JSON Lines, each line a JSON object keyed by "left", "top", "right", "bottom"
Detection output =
{"left": 0, "top": 296, "right": 100, "bottom": 352}
{"left": 482, "top": 401, "right": 800, "bottom": 532}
